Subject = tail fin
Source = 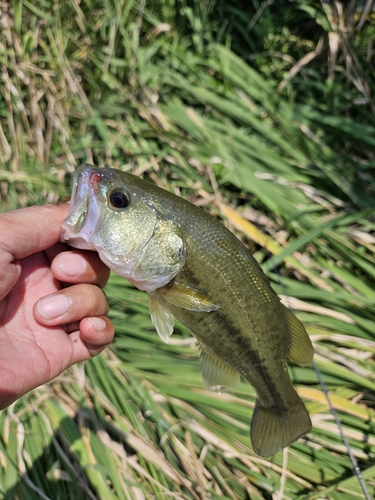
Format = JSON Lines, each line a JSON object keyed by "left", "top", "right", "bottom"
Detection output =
{"left": 250, "top": 399, "right": 311, "bottom": 458}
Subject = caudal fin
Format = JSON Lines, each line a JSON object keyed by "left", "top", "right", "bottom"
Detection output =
{"left": 250, "top": 399, "right": 311, "bottom": 458}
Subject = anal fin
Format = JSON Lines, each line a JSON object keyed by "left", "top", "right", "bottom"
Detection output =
{"left": 148, "top": 294, "right": 175, "bottom": 343}
{"left": 200, "top": 348, "right": 240, "bottom": 393}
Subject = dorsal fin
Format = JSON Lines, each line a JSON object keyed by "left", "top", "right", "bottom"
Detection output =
{"left": 284, "top": 306, "right": 313, "bottom": 366}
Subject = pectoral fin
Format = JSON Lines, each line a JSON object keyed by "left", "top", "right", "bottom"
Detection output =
{"left": 200, "top": 348, "right": 240, "bottom": 393}
{"left": 159, "top": 283, "right": 219, "bottom": 312}
{"left": 284, "top": 306, "right": 314, "bottom": 366}
{"left": 148, "top": 294, "right": 175, "bottom": 343}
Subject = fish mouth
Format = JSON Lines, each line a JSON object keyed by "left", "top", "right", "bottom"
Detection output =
{"left": 61, "top": 164, "right": 104, "bottom": 249}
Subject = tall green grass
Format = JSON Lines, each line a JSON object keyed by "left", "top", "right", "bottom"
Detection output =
{"left": 1, "top": 1, "right": 375, "bottom": 498}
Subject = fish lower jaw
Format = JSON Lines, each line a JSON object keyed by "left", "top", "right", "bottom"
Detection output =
{"left": 62, "top": 234, "right": 96, "bottom": 250}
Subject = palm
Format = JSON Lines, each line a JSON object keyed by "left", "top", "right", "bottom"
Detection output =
{"left": 0, "top": 249, "right": 79, "bottom": 406}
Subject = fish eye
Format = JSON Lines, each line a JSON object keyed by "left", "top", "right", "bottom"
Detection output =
{"left": 108, "top": 189, "right": 131, "bottom": 209}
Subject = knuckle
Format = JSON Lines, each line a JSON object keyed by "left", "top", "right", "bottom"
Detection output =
{"left": 83, "top": 284, "right": 108, "bottom": 315}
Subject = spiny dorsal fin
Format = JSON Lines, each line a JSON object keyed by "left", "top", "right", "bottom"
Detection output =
{"left": 148, "top": 294, "right": 175, "bottom": 343}
{"left": 200, "top": 348, "right": 240, "bottom": 393}
{"left": 284, "top": 306, "right": 314, "bottom": 366}
{"left": 160, "top": 283, "right": 219, "bottom": 312}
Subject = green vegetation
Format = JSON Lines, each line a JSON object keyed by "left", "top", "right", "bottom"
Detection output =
{"left": 1, "top": 0, "right": 375, "bottom": 497}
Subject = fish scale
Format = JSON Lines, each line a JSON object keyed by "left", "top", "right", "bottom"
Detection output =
{"left": 152, "top": 234, "right": 292, "bottom": 404}
{"left": 62, "top": 164, "right": 314, "bottom": 458}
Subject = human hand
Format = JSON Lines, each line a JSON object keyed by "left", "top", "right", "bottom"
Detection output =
{"left": 0, "top": 204, "right": 114, "bottom": 409}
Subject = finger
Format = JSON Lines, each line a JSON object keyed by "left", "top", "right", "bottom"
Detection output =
{"left": 44, "top": 242, "right": 70, "bottom": 264}
{"left": 65, "top": 316, "right": 115, "bottom": 363}
{"left": 0, "top": 204, "right": 69, "bottom": 260}
{"left": 0, "top": 205, "right": 69, "bottom": 300}
{"left": 51, "top": 250, "right": 110, "bottom": 288}
{"left": 34, "top": 283, "right": 109, "bottom": 326}
{"left": 80, "top": 316, "right": 115, "bottom": 356}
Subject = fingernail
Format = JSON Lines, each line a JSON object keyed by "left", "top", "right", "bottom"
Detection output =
{"left": 87, "top": 318, "right": 107, "bottom": 332}
{"left": 87, "top": 317, "right": 107, "bottom": 331}
{"left": 58, "top": 253, "right": 87, "bottom": 276}
{"left": 37, "top": 294, "right": 70, "bottom": 319}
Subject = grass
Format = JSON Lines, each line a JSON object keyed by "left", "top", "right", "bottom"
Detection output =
{"left": 1, "top": 0, "right": 375, "bottom": 498}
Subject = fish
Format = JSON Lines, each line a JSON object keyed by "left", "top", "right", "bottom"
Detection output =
{"left": 61, "top": 164, "right": 313, "bottom": 457}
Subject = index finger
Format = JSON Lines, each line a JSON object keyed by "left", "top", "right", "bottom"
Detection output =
{"left": 0, "top": 204, "right": 69, "bottom": 301}
{"left": 0, "top": 204, "right": 69, "bottom": 260}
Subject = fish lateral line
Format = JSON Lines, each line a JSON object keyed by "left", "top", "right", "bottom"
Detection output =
{"left": 61, "top": 164, "right": 315, "bottom": 459}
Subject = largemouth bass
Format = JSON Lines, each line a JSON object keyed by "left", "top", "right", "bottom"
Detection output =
{"left": 62, "top": 164, "right": 313, "bottom": 457}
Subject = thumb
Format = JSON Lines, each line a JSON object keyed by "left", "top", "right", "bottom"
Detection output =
{"left": 0, "top": 204, "right": 69, "bottom": 300}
